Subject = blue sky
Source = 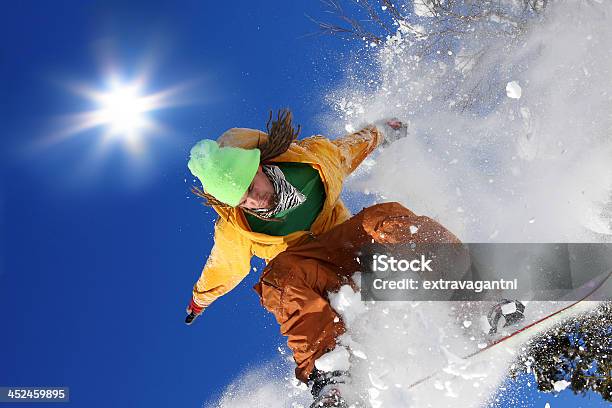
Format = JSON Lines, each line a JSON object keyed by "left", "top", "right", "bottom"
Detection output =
{"left": 0, "top": 1, "right": 607, "bottom": 407}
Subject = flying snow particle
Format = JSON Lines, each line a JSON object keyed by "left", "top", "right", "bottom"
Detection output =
{"left": 553, "top": 380, "right": 571, "bottom": 392}
{"left": 315, "top": 346, "right": 351, "bottom": 372}
{"left": 506, "top": 81, "right": 522, "bottom": 99}
{"left": 501, "top": 302, "right": 517, "bottom": 315}
{"left": 414, "top": 0, "right": 435, "bottom": 17}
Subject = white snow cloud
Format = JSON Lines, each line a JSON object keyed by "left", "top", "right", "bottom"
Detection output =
{"left": 325, "top": 1, "right": 612, "bottom": 243}
{"left": 205, "top": 359, "right": 311, "bottom": 408}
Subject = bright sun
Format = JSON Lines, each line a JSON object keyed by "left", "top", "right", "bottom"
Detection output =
{"left": 84, "top": 79, "right": 162, "bottom": 152}
{"left": 56, "top": 73, "right": 187, "bottom": 155}
{"left": 96, "top": 84, "right": 150, "bottom": 135}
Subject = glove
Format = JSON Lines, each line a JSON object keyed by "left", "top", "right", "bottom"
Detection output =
{"left": 185, "top": 298, "right": 205, "bottom": 325}
{"left": 375, "top": 118, "right": 408, "bottom": 147}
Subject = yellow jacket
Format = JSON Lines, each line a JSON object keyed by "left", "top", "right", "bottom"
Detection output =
{"left": 191, "top": 125, "right": 384, "bottom": 309}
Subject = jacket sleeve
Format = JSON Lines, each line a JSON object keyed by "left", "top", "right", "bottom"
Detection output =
{"left": 331, "top": 125, "right": 384, "bottom": 176}
{"left": 191, "top": 217, "right": 253, "bottom": 310}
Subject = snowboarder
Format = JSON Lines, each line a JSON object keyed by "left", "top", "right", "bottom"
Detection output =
{"left": 183, "top": 109, "right": 459, "bottom": 405}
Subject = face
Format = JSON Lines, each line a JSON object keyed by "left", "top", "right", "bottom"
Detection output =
{"left": 238, "top": 165, "right": 275, "bottom": 210}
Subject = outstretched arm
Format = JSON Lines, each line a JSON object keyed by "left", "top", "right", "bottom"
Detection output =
{"left": 330, "top": 120, "right": 407, "bottom": 176}
{"left": 185, "top": 218, "right": 252, "bottom": 324}
{"left": 331, "top": 125, "right": 384, "bottom": 176}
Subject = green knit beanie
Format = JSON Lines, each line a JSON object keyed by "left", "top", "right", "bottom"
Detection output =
{"left": 188, "top": 139, "right": 261, "bottom": 207}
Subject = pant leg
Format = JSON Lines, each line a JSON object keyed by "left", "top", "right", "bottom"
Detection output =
{"left": 253, "top": 202, "right": 463, "bottom": 382}
{"left": 256, "top": 255, "right": 348, "bottom": 382}
{"left": 284, "top": 202, "right": 462, "bottom": 266}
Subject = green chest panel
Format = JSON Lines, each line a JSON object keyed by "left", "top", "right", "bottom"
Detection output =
{"left": 245, "top": 162, "right": 326, "bottom": 236}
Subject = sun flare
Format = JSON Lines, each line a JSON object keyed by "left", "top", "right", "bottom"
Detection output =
{"left": 96, "top": 84, "right": 150, "bottom": 135}
{"left": 54, "top": 72, "right": 188, "bottom": 155}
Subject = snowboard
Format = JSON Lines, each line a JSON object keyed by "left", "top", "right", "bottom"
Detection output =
{"left": 407, "top": 270, "right": 612, "bottom": 390}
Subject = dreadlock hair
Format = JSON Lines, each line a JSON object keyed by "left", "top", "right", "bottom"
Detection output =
{"left": 260, "top": 108, "right": 301, "bottom": 162}
{"left": 191, "top": 108, "right": 301, "bottom": 222}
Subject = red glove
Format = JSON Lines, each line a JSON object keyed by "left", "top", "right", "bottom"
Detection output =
{"left": 185, "top": 298, "right": 204, "bottom": 325}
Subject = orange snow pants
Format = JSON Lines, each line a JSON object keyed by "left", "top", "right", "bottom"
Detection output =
{"left": 253, "top": 202, "right": 462, "bottom": 383}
